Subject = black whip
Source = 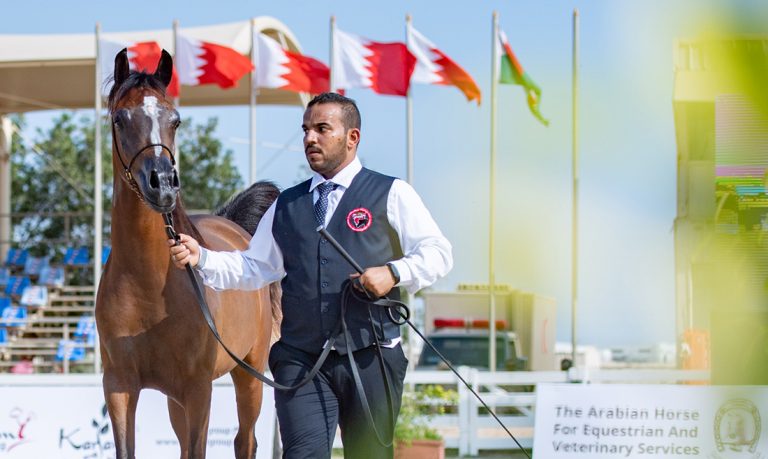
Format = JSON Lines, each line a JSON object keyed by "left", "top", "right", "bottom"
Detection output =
{"left": 316, "top": 226, "right": 532, "bottom": 459}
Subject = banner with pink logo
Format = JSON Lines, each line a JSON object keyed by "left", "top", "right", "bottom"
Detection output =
{"left": 0, "top": 375, "right": 275, "bottom": 458}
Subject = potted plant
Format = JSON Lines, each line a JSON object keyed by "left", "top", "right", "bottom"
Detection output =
{"left": 394, "top": 385, "right": 457, "bottom": 459}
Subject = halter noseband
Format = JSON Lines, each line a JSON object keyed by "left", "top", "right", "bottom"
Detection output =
{"left": 111, "top": 121, "right": 177, "bottom": 200}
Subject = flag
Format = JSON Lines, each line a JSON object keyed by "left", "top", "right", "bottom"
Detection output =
{"left": 497, "top": 29, "right": 549, "bottom": 126}
{"left": 407, "top": 24, "right": 481, "bottom": 105}
{"left": 255, "top": 33, "right": 329, "bottom": 94}
{"left": 176, "top": 34, "right": 254, "bottom": 89}
{"left": 333, "top": 28, "right": 416, "bottom": 97}
{"left": 99, "top": 39, "right": 180, "bottom": 97}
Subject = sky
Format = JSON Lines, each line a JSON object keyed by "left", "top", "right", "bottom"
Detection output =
{"left": 3, "top": 0, "right": 766, "bottom": 349}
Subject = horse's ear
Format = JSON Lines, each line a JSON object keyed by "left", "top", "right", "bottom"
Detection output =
{"left": 114, "top": 48, "right": 130, "bottom": 88}
{"left": 154, "top": 50, "right": 174, "bottom": 89}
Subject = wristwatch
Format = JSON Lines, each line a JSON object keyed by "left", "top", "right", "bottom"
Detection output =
{"left": 386, "top": 262, "right": 400, "bottom": 284}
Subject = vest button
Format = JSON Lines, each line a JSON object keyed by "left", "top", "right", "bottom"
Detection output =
{"left": 321, "top": 306, "right": 328, "bottom": 313}
{"left": 321, "top": 258, "right": 328, "bottom": 265}
{"left": 321, "top": 281, "right": 329, "bottom": 288}
{"left": 320, "top": 238, "right": 327, "bottom": 244}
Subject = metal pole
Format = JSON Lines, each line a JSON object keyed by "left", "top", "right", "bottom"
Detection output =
{"left": 571, "top": 9, "right": 580, "bottom": 367}
{"left": 404, "top": 14, "right": 417, "bottom": 371}
{"left": 405, "top": 15, "right": 414, "bottom": 185}
{"left": 489, "top": 11, "right": 499, "bottom": 372}
{"left": 173, "top": 20, "right": 181, "bottom": 175}
{"left": 93, "top": 22, "right": 103, "bottom": 374}
{"left": 249, "top": 18, "right": 258, "bottom": 185}
{"left": 329, "top": 16, "right": 336, "bottom": 93}
{"left": 0, "top": 117, "right": 12, "bottom": 264}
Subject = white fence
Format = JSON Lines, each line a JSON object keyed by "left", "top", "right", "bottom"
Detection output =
{"left": 401, "top": 367, "right": 710, "bottom": 456}
{"left": 0, "top": 369, "right": 710, "bottom": 458}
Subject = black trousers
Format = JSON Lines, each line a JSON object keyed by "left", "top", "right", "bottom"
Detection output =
{"left": 268, "top": 341, "right": 408, "bottom": 459}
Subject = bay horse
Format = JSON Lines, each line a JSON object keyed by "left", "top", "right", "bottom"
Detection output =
{"left": 95, "top": 48, "right": 281, "bottom": 459}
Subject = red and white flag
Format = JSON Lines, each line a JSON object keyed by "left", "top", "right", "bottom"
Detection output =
{"left": 99, "top": 39, "right": 180, "bottom": 97}
{"left": 332, "top": 28, "right": 416, "bottom": 97}
{"left": 176, "top": 34, "right": 254, "bottom": 89}
{"left": 254, "top": 33, "right": 329, "bottom": 94}
{"left": 407, "top": 25, "right": 481, "bottom": 105}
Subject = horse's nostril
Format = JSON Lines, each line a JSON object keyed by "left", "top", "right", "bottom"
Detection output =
{"left": 172, "top": 170, "right": 179, "bottom": 189}
{"left": 150, "top": 170, "right": 160, "bottom": 189}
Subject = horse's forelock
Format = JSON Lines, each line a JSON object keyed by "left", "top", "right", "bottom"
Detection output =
{"left": 107, "top": 72, "right": 168, "bottom": 114}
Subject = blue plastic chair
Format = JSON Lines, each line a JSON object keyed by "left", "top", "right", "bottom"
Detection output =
{"left": 56, "top": 339, "right": 86, "bottom": 361}
{"left": 4, "top": 276, "right": 31, "bottom": 298}
{"left": 64, "top": 247, "right": 90, "bottom": 267}
{"left": 0, "top": 304, "right": 27, "bottom": 327}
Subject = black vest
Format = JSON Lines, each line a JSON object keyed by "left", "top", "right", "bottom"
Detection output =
{"left": 273, "top": 168, "right": 403, "bottom": 354}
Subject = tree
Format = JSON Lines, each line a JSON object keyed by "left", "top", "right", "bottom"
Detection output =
{"left": 9, "top": 113, "right": 242, "bottom": 258}
{"left": 175, "top": 117, "right": 243, "bottom": 210}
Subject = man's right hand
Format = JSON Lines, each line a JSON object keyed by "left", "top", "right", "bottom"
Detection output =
{"left": 167, "top": 233, "right": 201, "bottom": 268}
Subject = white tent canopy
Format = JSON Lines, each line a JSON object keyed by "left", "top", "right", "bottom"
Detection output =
{"left": 0, "top": 18, "right": 310, "bottom": 303}
{"left": 0, "top": 17, "right": 305, "bottom": 113}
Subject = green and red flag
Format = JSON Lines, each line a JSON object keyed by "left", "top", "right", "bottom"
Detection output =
{"left": 497, "top": 29, "right": 549, "bottom": 126}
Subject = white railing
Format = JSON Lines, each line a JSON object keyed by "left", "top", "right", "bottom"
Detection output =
{"left": 402, "top": 367, "right": 710, "bottom": 456}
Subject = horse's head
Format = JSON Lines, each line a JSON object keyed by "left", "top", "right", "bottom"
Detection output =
{"left": 108, "top": 48, "right": 180, "bottom": 213}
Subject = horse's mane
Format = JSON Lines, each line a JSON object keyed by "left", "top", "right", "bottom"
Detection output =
{"left": 107, "top": 72, "right": 168, "bottom": 114}
{"left": 214, "top": 181, "right": 280, "bottom": 236}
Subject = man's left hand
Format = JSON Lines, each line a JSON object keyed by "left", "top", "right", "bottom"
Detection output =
{"left": 352, "top": 266, "right": 396, "bottom": 298}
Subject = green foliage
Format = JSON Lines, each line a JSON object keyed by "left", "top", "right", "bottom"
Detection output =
{"left": 175, "top": 117, "right": 243, "bottom": 210}
{"left": 10, "top": 113, "right": 111, "bottom": 257}
{"left": 395, "top": 385, "right": 457, "bottom": 445}
{"left": 9, "top": 112, "right": 242, "bottom": 257}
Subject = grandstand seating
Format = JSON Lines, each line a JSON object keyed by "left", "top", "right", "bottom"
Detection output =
{"left": 0, "top": 245, "right": 106, "bottom": 374}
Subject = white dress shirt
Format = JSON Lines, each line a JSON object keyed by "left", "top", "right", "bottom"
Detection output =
{"left": 197, "top": 156, "right": 453, "bottom": 296}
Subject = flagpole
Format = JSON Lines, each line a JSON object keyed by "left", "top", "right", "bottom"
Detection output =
{"left": 489, "top": 11, "right": 499, "bottom": 372}
{"left": 173, "top": 19, "right": 181, "bottom": 175}
{"left": 249, "top": 18, "right": 258, "bottom": 185}
{"left": 571, "top": 8, "right": 580, "bottom": 368}
{"left": 329, "top": 16, "right": 336, "bottom": 93}
{"left": 405, "top": 15, "right": 414, "bottom": 185}
{"left": 93, "top": 22, "right": 103, "bottom": 373}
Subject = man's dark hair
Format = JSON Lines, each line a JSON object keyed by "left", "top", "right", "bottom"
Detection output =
{"left": 307, "top": 92, "right": 361, "bottom": 131}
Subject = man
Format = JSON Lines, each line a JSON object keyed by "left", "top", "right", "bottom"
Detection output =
{"left": 169, "top": 92, "right": 452, "bottom": 458}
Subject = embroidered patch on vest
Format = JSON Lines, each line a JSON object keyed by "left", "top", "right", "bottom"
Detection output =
{"left": 346, "top": 208, "right": 372, "bottom": 232}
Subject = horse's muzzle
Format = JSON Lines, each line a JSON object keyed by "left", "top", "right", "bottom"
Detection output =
{"left": 141, "top": 163, "right": 180, "bottom": 212}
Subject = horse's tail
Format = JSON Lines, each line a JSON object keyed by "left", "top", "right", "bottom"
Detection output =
{"left": 214, "top": 181, "right": 280, "bottom": 236}
{"left": 268, "top": 282, "right": 283, "bottom": 345}
{"left": 214, "top": 180, "right": 282, "bottom": 344}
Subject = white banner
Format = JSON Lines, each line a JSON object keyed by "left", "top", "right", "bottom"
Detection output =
{"left": 534, "top": 384, "right": 767, "bottom": 458}
{"left": 0, "top": 377, "right": 275, "bottom": 458}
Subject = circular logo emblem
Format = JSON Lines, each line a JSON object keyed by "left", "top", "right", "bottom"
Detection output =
{"left": 346, "top": 208, "right": 372, "bottom": 232}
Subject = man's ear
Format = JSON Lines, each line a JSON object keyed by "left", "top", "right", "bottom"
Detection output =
{"left": 347, "top": 128, "right": 361, "bottom": 149}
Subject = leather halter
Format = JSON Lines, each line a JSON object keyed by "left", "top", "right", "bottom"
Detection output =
{"left": 111, "top": 121, "right": 176, "bottom": 199}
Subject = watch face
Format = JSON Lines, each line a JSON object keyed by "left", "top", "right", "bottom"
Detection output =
{"left": 387, "top": 263, "right": 400, "bottom": 283}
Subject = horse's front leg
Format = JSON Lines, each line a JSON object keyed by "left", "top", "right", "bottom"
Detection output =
{"left": 182, "top": 381, "right": 214, "bottom": 459}
{"left": 103, "top": 372, "right": 141, "bottom": 459}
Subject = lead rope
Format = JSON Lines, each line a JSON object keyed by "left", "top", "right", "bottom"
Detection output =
{"left": 164, "top": 214, "right": 531, "bottom": 458}
{"left": 162, "top": 212, "right": 338, "bottom": 393}
{"left": 318, "top": 227, "right": 532, "bottom": 459}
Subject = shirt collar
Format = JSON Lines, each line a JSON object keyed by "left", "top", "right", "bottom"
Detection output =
{"left": 309, "top": 156, "right": 362, "bottom": 192}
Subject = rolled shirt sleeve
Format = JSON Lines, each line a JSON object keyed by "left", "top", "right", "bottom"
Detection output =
{"left": 387, "top": 179, "right": 453, "bottom": 294}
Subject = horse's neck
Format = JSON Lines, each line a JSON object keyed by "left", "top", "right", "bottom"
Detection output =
{"left": 110, "top": 182, "right": 174, "bottom": 268}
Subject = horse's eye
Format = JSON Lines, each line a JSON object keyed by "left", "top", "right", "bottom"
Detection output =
{"left": 173, "top": 119, "right": 182, "bottom": 129}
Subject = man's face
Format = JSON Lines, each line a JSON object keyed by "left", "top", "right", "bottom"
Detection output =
{"left": 302, "top": 103, "right": 359, "bottom": 178}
